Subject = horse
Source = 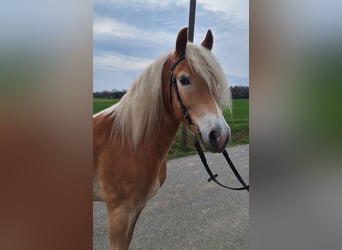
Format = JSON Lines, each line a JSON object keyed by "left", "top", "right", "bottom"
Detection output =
{"left": 93, "top": 27, "right": 232, "bottom": 250}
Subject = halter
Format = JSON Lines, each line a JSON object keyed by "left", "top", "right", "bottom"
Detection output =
{"left": 169, "top": 54, "right": 249, "bottom": 192}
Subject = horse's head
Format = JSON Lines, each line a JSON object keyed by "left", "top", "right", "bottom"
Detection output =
{"left": 169, "top": 27, "right": 231, "bottom": 153}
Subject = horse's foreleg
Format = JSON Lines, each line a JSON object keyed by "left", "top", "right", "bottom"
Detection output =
{"left": 127, "top": 207, "right": 144, "bottom": 246}
{"left": 107, "top": 206, "right": 131, "bottom": 250}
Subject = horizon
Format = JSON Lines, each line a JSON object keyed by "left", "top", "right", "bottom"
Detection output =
{"left": 93, "top": 84, "right": 249, "bottom": 93}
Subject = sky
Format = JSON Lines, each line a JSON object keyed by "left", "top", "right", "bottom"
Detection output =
{"left": 93, "top": 0, "right": 249, "bottom": 91}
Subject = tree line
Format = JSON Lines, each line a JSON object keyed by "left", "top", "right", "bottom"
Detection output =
{"left": 230, "top": 86, "right": 249, "bottom": 99}
{"left": 93, "top": 86, "right": 248, "bottom": 99}
{"left": 93, "top": 89, "right": 127, "bottom": 99}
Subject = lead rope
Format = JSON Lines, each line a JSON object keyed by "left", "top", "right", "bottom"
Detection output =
{"left": 193, "top": 136, "right": 249, "bottom": 192}
{"left": 169, "top": 54, "right": 249, "bottom": 192}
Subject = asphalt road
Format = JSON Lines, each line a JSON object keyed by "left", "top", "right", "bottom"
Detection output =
{"left": 93, "top": 144, "right": 249, "bottom": 250}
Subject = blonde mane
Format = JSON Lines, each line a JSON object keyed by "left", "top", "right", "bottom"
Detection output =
{"left": 111, "top": 53, "right": 169, "bottom": 148}
{"left": 101, "top": 43, "right": 231, "bottom": 148}
{"left": 185, "top": 43, "right": 231, "bottom": 109}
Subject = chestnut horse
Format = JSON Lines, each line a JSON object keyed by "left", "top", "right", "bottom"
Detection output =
{"left": 93, "top": 27, "right": 231, "bottom": 250}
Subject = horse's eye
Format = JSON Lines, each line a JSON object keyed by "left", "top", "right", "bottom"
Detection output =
{"left": 179, "top": 77, "right": 190, "bottom": 86}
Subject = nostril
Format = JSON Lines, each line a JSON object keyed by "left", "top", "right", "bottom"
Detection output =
{"left": 209, "top": 129, "right": 220, "bottom": 145}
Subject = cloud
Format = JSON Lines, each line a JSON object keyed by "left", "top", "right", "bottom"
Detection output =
{"left": 93, "top": 0, "right": 249, "bottom": 90}
{"left": 94, "top": 52, "right": 153, "bottom": 72}
{"left": 93, "top": 52, "right": 153, "bottom": 90}
{"left": 93, "top": 17, "right": 175, "bottom": 46}
{"left": 95, "top": 0, "right": 187, "bottom": 8}
{"left": 198, "top": 0, "right": 249, "bottom": 23}
{"left": 95, "top": 0, "right": 248, "bottom": 23}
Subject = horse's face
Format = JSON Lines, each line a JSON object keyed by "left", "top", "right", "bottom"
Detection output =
{"left": 171, "top": 28, "right": 231, "bottom": 153}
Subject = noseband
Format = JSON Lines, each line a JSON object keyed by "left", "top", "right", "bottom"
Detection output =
{"left": 168, "top": 54, "right": 249, "bottom": 192}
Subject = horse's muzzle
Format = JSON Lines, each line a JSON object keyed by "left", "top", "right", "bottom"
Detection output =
{"left": 205, "top": 126, "right": 230, "bottom": 153}
{"left": 195, "top": 113, "right": 231, "bottom": 153}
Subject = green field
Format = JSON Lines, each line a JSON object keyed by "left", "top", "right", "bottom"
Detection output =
{"left": 93, "top": 98, "right": 249, "bottom": 158}
{"left": 93, "top": 98, "right": 120, "bottom": 114}
{"left": 224, "top": 99, "right": 249, "bottom": 145}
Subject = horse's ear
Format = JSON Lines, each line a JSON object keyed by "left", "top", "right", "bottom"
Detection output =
{"left": 175, "top": 27, "right": 188, "bottom": 56}
{"left": 201, "top": 29, "right": 213, "bottom": 50}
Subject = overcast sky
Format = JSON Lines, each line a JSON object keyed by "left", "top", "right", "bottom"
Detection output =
{"left": 93, "top": 0, "right": 249, "bottom": 91}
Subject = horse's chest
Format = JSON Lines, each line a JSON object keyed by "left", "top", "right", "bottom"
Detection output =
{"left": 141, "top": 161, "right": 166, "bottom": 201}
{"left": 146, "top": 176, "right": 160, "bottom": 200}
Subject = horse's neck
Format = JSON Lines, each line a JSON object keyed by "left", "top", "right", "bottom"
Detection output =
{"left": 151, "top": 114, "right": 180, "bottom": 159}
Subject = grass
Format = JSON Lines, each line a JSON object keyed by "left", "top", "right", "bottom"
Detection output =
{"left": 93, "top": 98, "right": 249, "bottom": 159}
{"left": 93, "top": 98, "right": 119, "bottom": 114}
{"left": 224, "top": 99, "right": 249, "bottom": 145}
